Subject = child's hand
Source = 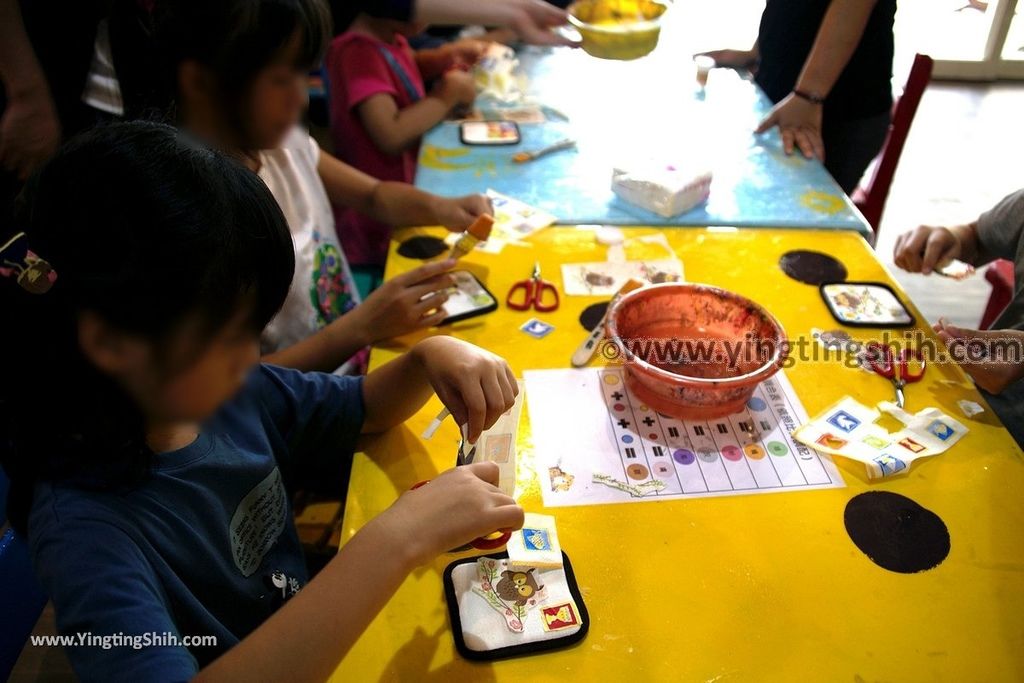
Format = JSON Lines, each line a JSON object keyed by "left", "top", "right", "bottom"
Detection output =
{"left": 435, "top": 70, "right": 477, "bottom": 107}
{"left": 434, "top": 193, "right": 493, "bottom": 232}
{"left": 893, "top": 225, "right": 962, "bottom": 275}
{"left": 411, "top": 336, "right": 518, "bottom": 442}
{"left": 934, "top": 319, "right": 1024, "bottom": 394}
{"left": 447, "top": 39, "right": 489, "bottom": 68}
{"left": 346, "top": 260, "right": 456, "bottom": 344}
{"left": 376, "top": 463, "right": 524, "bottom": 567}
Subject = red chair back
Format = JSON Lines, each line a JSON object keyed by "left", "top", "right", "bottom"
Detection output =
{"left": 854, "top": 53, "right": 934, "bottom": 239}
{"left": 981, "top": 259, "right": 1016, "bottom": 330}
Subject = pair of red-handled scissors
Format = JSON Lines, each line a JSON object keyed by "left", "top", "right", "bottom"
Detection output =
{"left": 506, "top": 261, "right": 560, "bottom": 312}
{"left": 409, "top": 480, "right": 511, "bottom": 550}
{"left": 865, "top": 342, "right": 926, "bottom": 409}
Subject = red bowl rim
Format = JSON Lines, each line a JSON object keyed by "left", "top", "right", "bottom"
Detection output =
{"left": 605, "top": 282, "right": 790, "bottom": 387}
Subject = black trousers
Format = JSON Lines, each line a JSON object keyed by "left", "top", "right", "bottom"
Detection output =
{"left": 822, "top": 110, "right": 892, "bottom": 195}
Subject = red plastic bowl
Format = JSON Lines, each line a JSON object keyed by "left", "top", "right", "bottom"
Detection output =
{"left": 605, "top": 283, "right": 788, "bottom": 420}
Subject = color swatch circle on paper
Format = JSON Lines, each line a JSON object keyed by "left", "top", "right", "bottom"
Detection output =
{"left": 697, "top": 449, "right": 718, "bottom": 463}
{"left": 747, "top": 397, "right": 767, "bottom": 411}
{"left": 673, "top": 449, "right": 696, "bottom": 465}
{"left": 744, "top": 444, "right": 766, "bottom": 460}
{"left": 627, "top": 464, "right": 649, "bottom": 480}
{"left": 654, "top": 462, "right": 673, "bottom": 477}
{"left": 603, "top": 374, "right": 620, "bottom": 385}
{"left": 621, "top": 435, "right": 634, "bottom": 444}
{"left": 722, "top": 445, "right": 743, "bottom": 461}
{"left": 767, "top": 441, "right": 789, "bottom": 456}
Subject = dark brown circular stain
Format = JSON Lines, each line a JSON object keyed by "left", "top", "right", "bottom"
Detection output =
{"left": 397, "top": 236, "right": 447, "bottom": 260}
{"left": 779, "top": 250, "right": 848, "bottom": 285}
{"left": 844, "top": 491, "right": 950, "bottom": 573}
{"left": 579, "top": 301, "right": 610, "bottom": 331}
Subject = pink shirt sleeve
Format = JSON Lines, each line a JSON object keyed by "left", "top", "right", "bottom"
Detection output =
{"left": 327, "top": 36, "right": 400, "bottom": 111}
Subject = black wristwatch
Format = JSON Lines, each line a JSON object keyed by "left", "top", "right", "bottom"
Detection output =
{"left": 793, "top": 89, "right": 826, "bottom": 105}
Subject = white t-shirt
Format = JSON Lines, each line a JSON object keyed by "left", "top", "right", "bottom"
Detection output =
{"left": 258, "top": 127, "right": 361, "bottom": 356}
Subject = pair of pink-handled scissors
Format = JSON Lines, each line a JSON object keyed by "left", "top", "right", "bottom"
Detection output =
{"left": 865, "top": 342, "right": 926, "bottom": 409}
{"left": 409, "top": 480, "right": 511, "bottom": 551}
{"left": 506, "top": 262, "right": 560, "bottom": 312}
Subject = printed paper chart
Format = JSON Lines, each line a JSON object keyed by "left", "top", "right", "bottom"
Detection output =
{"left": 524, "top": 368, "right": 845, "bottom": 508}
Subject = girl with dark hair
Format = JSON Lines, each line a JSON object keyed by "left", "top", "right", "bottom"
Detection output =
{"left": 0, "top": 121, "right": 521, "bottom": 680}
{"left": 156, "top": 0, "right": 493, "bottom": 374}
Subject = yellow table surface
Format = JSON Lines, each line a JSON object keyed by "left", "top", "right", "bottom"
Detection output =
{"left": 330, "top": 227, "right": 1024, "bottom": 682}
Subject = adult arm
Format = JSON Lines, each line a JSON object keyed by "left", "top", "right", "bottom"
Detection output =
{"left": 0, "top": 0, "right": 61, "bottom": 179}
{"left": 756, "top": 0, "right": 879, "bottom": 160}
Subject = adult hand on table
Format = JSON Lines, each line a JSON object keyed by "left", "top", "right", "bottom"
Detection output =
{"left": 433, "top": 193, "right": 493, "bottom": 232}
{"left": 377, "top": 463, "right": 524, "bottom": 566}
{"left": 411, "top": 336, "right": 519, "bottom": 443}
{"left": 0, "top": 85, "right": 60, "bottom": 180}
{"left": 349, "top": 259, "right": 457, "bottom": 341}
{"left": 756, "top": 93, "right": 824, "bottom": 161}
{"left": 933, "top": 319, "right": 1024, "bottom": 394}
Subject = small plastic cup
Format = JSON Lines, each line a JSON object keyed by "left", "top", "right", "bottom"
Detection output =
{"left": 693, "top": 55, "right": 715, "bottom": 89}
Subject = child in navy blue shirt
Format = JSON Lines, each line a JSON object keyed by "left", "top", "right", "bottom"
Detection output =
{"left": 0, "top": 121, "right": 522, "bottom": 682}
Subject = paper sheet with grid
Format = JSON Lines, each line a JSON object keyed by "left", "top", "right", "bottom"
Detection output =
{"left": 525, "top": 367, "right": 845, "bottom": 508}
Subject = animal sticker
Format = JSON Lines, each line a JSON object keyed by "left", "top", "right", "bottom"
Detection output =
{"left": 827, "top": 410, "right": 861, "bottom": 433}
{"left": 472, "top": 558, "right": 549, "bottom": 633}
{"left": 549, "top": 466, "right": 575, "bottom": 492}
{"left": 496, "top": 568, "right": 544, "bottom": 606}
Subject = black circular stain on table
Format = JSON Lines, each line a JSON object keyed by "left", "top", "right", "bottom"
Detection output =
{"left": 844, "top": 491, "right": 950, "bottom": 574}
{"left": 397, "top": 235, "right": 447, "bottom": 260}
{"left": 779, "top": 250, "right": 848, "bottom": 285}
{"left": 579, "top": 301, "right": 610, "bottom": 331}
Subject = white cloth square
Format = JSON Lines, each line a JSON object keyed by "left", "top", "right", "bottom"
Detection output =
{"left": 448, "top": 555, "right": 583, "bottom": 654}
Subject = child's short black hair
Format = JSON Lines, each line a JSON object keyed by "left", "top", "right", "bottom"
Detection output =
{"left": 0, "top": 121, "right": 295, "bottom": 534}
{"left": 154, "top": 0, "right": 332, "bottom": 121}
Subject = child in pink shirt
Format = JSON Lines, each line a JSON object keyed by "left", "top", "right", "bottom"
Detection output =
{"left": 327, "top": 14, "right": 485, "bottom": 266}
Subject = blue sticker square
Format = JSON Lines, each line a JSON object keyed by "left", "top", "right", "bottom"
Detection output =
{"left": 826, "top": 410, "right": 861, "bottom": 433}
{"left": 926, "top": 419, "right": 955, "bottom": 441}
{"left": 522, "top": 528, "right": 550, "bottom": 551}
{"left": 873, "top": 454, "right": 907, "bottom": 476}
{"left": 521, "top": 318, "right": 555, "bottom": 339}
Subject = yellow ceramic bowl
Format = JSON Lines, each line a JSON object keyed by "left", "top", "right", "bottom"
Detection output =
{"left": 567, "top": 0, "right": 668, "bottom": 61}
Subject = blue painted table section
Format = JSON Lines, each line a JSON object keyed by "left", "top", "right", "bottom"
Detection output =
{"left": 415, "top": 43, "right": 870, "bottom": 237}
